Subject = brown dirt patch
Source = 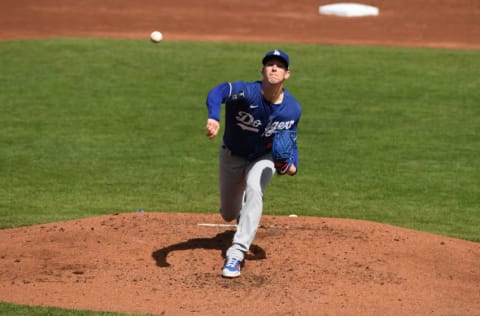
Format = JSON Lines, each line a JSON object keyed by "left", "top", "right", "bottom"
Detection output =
{"left": 1, "top": 213, "right": 479, "bottom": 315}
{"left": 1, "top": 0, "right": 480, "bottom": 315}
{"left": 0, "top": 0, "right": 479, "bottom": 49}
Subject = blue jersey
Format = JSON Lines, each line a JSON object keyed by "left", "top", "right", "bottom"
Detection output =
{"left": 206, "top": 80, "right": 302, "bottom": 164}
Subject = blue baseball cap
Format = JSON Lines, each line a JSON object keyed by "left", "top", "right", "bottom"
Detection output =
{"left": 262, "top": 49, "right": 290, "bottom": 69}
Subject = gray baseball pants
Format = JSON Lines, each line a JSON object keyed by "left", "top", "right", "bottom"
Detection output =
{"left": 219, "top": 144, "right": 275, "bottom": 261}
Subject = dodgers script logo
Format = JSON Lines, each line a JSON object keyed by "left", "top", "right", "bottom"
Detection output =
{"left": 235, "top": 111, "right": 294, "bottom": 136}
{"left": 263, "top": 120, "right": 295, "bottom": 137}
{"left": 236, "top": 111, "right": 262, "bottom": 132}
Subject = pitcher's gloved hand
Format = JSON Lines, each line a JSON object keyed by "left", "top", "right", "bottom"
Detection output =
{"left": 272, "top": 130, "right": 297, "bottom": 175}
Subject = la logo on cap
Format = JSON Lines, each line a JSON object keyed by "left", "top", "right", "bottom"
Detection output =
{"left": 273, "top": 50, "right": 281, "bottom": 56}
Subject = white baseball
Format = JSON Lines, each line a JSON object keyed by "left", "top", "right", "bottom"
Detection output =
{"left": 150, "top": 31, "right": 163, "bottom": 43}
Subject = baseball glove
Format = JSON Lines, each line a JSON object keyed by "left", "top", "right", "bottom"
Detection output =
{"left": 272, "top": 129, "right": 296, "bottom": 175}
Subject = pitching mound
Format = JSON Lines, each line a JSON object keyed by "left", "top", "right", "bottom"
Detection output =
{"left": 0, "top": 212, "right": 479, "bottom": 315}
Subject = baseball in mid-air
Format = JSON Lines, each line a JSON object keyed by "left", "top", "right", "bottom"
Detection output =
{"left": 150, "top": 31, "right": 163, "bottom": 43}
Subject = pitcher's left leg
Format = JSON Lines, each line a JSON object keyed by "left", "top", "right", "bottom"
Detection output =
{"left": 227, "top": 155, "right": 275, "bottom": 261}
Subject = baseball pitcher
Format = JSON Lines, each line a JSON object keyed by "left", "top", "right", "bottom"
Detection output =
{"left": 205, "top": 49, "right": 302, "bottom": 278}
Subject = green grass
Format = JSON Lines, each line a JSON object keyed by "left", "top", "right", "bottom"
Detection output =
{"left": 0, "top": 38, "right": 479, "bottom": 241}
{"left": 0, "top": 37, "right": 479, "bottom": 316}
{"left": 0, "top": 302, "right": 142, "bottom": 315}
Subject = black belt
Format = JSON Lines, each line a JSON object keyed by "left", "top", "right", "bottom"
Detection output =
{"left": 222, "top": 143, "right": 269, "bottom": 161}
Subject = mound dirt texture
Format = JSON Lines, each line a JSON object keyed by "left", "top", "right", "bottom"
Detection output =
{"left": 1, "top": 213, "right": 479, "bottom": 316}
{"left": 1, "top": 0, "right": 480, "bottom": 315}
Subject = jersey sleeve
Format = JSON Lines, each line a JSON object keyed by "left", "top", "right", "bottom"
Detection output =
{"left": 284, "top": 93, "right": 302, "bottom": 174}
{"left": 206, "top": 81, "right": 249, "bottom": 121}
{"left": 292, "top": 110, "right": 301, "bottom": 174}
{"left": 206, "top": 82, "right": 232, "bottom": 121}
{"left": 291, "top": 143, "right": 299, "bottom": 174}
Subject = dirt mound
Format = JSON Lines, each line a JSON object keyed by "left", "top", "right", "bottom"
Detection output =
{"left": 0, "top": 212, "right": 479, "bottom": 315}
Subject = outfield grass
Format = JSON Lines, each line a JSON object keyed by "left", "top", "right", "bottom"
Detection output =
{"left": 0, "top": 39, "right": 479, "bottom": 245}
{"left": 0, "top": 302, "right": 138, "bottom": 316}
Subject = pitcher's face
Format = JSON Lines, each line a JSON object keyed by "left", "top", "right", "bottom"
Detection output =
{"left": 262, "top": 58, "right": 290, "bottom": 85}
